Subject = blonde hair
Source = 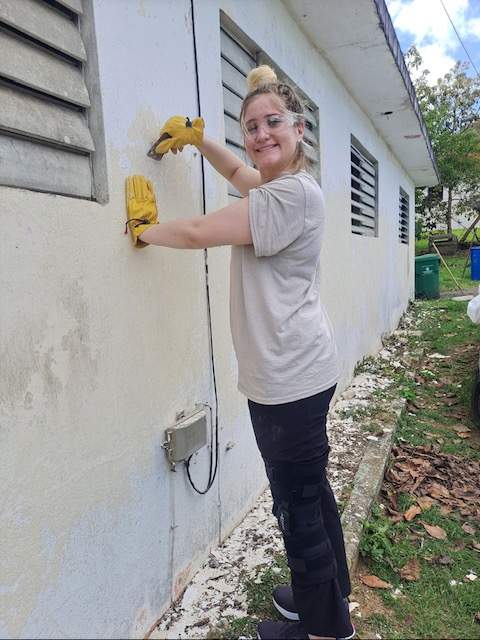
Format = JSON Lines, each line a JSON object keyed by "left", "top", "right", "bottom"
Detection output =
{"left": 240, "top": 65, "right": 307, "bottom": 174}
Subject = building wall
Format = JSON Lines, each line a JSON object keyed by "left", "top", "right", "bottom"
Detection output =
{"left": 0, "top": 0, "right": 416, "bottom": 638}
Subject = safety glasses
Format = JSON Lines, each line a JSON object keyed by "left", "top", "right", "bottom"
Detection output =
{"left": 242, "top": 112, "right": 301, "bottom": 139}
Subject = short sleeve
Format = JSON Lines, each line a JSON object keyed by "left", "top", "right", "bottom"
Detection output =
{"left": 248, "top": 175, "right": 306, "bottom": 257}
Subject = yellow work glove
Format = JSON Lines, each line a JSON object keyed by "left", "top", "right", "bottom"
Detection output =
{"left": 149, "top": 116, "right": 204, "bottom": 158}
{"left": 125, "top": 175, "right": 158, "bottom": 247}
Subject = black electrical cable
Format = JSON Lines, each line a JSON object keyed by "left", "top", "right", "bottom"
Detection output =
{"left": 184, "top": 0, "right": 220, "bottom": 495}
{"left": 439, "top": 0, "right": 480, "bottom": 81}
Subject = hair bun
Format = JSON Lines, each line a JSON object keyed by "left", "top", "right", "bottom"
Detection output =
{"left": 246, "top": 65, "right": 278, "bottom": 92}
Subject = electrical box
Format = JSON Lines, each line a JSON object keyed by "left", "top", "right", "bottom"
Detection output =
{"left": 163, "top": 409, "right": 208, "bottom": 470}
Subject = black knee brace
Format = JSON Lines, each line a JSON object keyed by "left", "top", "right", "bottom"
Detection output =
{"left": 278, "top": 497, "right": 338, "bottom": 584}
{"left": 267, "top": 460, "right": 337, "bottom": 585}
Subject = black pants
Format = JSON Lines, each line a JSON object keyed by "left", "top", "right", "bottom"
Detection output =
{"left": 248, "top": 386, "right": 352, "bottom": 638}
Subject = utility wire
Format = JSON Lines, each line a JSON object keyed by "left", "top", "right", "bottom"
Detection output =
{"left": 184, "top": 0, "right": 220, "bottom": 495}
{"left": 439, "top": 0, "right": 480, "bottom": 80}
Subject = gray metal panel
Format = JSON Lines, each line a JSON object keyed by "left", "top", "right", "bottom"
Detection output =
{"left": 352, "top": 164, "right": 375, "bottom": 187}
{"left": 352, "top": 178, "right": 375, "bottom": 199}
{"left": 0, "top": 84, "right": 94, "bottom": 151}
{"left": 55, "top": 0, "right": 83, "bottom": 14}
{"left": 351, "top": 211, "right": 375, "bottom": 228}
{"left": 79, "top": 0, "right": 108, "bottom": 203}
{"left": 0, "top": 29, "right": 90, "bottom": 107}
{"left": 221, "top": 57, "right": 247, "bottom": 98}
{"left": 224, "top": 113, "right": 243, "bottom": 148}
{"left": 220, "top": 29, "right": 255, "bottom": 76}
{"left": 351, "top": 144, "right": 375, "bottom": 172}
{"left": 352, "top": 225, "right": 376, "bottom": 237}
{"left": 165, "top": 411, "right": 207, "bottom": 464}
{"left": 351, "top": 185, "right": 375, "bottom": 207}
{"left": 223, "top": 86, "right": 242, "bottom": 120}
{"left": 0, "top": 133, "right": 92, "bottom": 197}
{"left": 0, "top": 0, "right": 87, "bottom": 61}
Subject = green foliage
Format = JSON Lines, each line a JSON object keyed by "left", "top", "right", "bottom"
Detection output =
{"left": 360, "top": 504, "right": 396, "bottom": 564}
{"left": 405, "top": 47, "right": 480, "bottom": 232}
{"left": 437, "top": 251, "right": 476, "bottom": 293}
{"left": 415, "top": 216, "right": 425, "bottom": 240}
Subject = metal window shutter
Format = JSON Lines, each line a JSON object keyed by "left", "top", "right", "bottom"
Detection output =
{"left": 399, "top": 188, "right": 409, "bottom": 244}
{"left": 0, "top": 0, "right": 86, "bottom": 61}
{"left": 0, "top": 0, "right": 94, "bottom": 199}
{"left": 55, "top": 0, "right": 83, "bottom": 15}
{"left": 220, "top": 28, "right": 255, "bottom": 201}
{"left": 351, "top": 143, "right": 377, "bottom": 237}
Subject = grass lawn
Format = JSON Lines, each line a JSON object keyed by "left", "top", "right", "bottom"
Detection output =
{"left": 416, "top": 228, "right": 479, "bottom": 255}
{"left": 438, "top": 250, "right": 478, "bottom": 293}
{"left": 353, "top": 299, "right": 480, "bottom": 640}
{"left": 415, "top": 230, "right": 480, "bottom": 294}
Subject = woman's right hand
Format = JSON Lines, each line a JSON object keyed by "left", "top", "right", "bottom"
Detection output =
{"left": 149, "top": 116, "right": 204, "bottom": 158}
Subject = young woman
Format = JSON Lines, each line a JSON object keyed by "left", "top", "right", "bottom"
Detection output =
{"left": 126, "top": 65, "right": 354, "bottom": 640}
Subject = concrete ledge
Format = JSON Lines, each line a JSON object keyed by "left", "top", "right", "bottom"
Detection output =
{"left": 341, "top": 398, "right": 406, "bottom": 575}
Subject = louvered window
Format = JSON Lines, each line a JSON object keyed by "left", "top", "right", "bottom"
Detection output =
{"left": 0, "top": 0, "right": 107, "bottom": 201}
{"left": 351, "top": 137, "right": 378, "bottom": 237}
{"left": 399, "top": 187, "right": 409, "bottom": 244}
{"left": 220, "top": 27, "right": 256, "bottom": 201}
{"left": 220, "top": 23, "right": 321, "bottom": 200}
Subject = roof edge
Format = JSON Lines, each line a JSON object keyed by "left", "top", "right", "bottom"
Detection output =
{"left": 373, "top": 0, "right": 440, "bottom": 183}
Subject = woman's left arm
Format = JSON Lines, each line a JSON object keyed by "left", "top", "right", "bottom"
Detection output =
{"left": 139, "top": 197, "right": 252, "bottom": 249}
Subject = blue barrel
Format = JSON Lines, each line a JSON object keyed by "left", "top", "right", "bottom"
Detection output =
{"left": 471, "top": 246, "right": 480, "bottom": 280}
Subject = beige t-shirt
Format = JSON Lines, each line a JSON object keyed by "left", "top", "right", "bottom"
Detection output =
{"left": 229, "top": 170, "right": 339, "bottom": 405}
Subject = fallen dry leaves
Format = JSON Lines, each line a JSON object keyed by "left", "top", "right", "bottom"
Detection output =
{"left": 360, "top": 575, "right": 392, "bottom": 589}
{"left": 462, "top": 523, "right": 476, "bottom": 535}
{"left": 399, "top": 558, "right": 421, "bottom": 581}
{"left": 452, "top": 425, "right": 471, "bottom": 434}
{"left": 416, "top": 496, "right": 435, "bottom": 511}
{"left": 385, "top": 444, "right": 480, "bottom": 520}
{"left": 404, "top": 505, "right": 422, "bottom": 521}
{"left": 421, "top": 522, "right": 448, "bottom": 540}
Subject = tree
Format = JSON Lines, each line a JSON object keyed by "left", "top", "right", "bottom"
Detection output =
{"left": 406, "top": 47, "right": 480, "bottom": 235}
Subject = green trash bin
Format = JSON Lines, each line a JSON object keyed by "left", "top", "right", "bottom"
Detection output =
{"left": 415, "top": 254, "right": 440, "bottom": 299}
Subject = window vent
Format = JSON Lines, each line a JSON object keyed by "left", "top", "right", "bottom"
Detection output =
{"left": 0, "top": 0, "right": 107, "bottom": 201}
{"left": 399, "top": 187, "right": 409, "bottom": 244}
{"left": 351, "top": 138, "right": 378, "bottom": 237}
{"left": 220, "top": 22, "right": 321, "bottom": 196}
{"left": 220, "top": 27, "right": 256, "bottom": 201}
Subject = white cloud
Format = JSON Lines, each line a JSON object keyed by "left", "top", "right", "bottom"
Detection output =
{"left": 386, "top": 0, "right": 480, "bottom": 81}
{"left": 415, "top": 43, "right": 457, "bottom": 82}
{"left": 470, "top": 17, "right": 480, "bottom": 37}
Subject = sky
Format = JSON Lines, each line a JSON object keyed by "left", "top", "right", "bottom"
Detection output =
{"left": 385, "top": 0, "right": 480, "bottom": 83}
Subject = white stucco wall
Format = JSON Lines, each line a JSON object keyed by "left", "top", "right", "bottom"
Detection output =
{"left": 0, "top": 1, "right": 416, "bottom": 638}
